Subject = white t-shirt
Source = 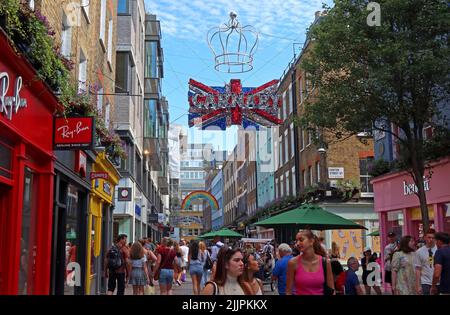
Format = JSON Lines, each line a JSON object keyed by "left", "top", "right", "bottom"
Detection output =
{"left": 180, "top": 245, "right": 189, "bottom": 263}
{"left": 415, "top": 245, "right": 437, "bottom": 285}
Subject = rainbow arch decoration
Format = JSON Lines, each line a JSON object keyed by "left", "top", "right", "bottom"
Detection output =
{"left": 181, "top": 191, "right": 219, "bottom": 211}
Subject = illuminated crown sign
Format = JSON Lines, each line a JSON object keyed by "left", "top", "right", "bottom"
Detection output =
{"left": 207, "top": 12, "right": 259, "bottom": 73}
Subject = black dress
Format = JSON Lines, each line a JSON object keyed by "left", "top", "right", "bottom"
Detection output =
{"left": 361, "top": 256, "right": 375, "bottom": 285}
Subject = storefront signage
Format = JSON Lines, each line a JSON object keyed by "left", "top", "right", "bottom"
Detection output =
{"left": 90, "top": 172, "right": 109, "bottom": 180}
{"left": 0, "top": 72, "right": 28, "bottom": 121}
{"left": 118, "top": 187, "right": 132, "bottom": 201}
{"left": 158, "top": 213, "right": 166, "bottom": 223}
{"left": 148, "top": 213, "right": 159, "bottom": 223}
{"left": 403, "top": 177, "right": 430, "bottom": 196}
{"left": 103, "top": 182, "right": 112, "bottom": 196}
{"left": 328, "top": 167, "right": 345, "bottom": 179}
{"left": 54, "top": 117, "right": 95, "bottom": 150}
{"left": 135, "top": 205, "right": 141, "bottom": 217}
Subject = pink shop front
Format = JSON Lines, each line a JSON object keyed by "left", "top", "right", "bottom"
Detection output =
{"left": 372, "top": 157, "right": 450, "bottom": 271}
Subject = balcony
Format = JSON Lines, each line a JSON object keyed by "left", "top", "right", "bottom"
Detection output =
{"left": 144, "top": 138, "right": 162, "bottom": 171}
{"left": 158, "top": 175, "right": 169, "bottom": 195}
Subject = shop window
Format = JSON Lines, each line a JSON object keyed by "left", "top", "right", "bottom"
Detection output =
{"left": 0, "top": 140, "right": 13, "bottom": 179}
{"left": 444, "top": 204, "right": 450, "bottom": 234}
{"left": 387, "top": 210, "right": 404, "bottom": 239}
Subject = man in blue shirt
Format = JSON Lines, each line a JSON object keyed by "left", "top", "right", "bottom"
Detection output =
{"left": 272, "top": 243, "right": 293, "bottom": 295}
{"left": 345, "top": 257, "right": 364, "bottom": 295}
{"left": 432, "top": 232, "right": 450, "bottom": 295}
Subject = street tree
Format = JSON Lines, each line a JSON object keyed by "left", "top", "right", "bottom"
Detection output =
{"left": 300, "top": 0, "right": 450, "bottom": 232}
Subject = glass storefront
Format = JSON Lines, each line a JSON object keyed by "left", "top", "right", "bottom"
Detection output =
{"left": 64, "top": 184, "right": 80, "bottom": 295}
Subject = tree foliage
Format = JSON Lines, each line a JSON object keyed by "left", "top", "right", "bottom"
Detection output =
{"left": 300, "top": 0, "right": 450, "bottom": 230}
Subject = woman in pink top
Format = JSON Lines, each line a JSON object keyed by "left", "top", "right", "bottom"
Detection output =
{"left": 286, "top": 230, "right": 335, "bottom": 295}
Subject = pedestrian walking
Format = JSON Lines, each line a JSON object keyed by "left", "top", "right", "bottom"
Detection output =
{"left": 415, "top": 229, "right": 437, "bottom": 295}
{"left": 154, "top": 237, "right": 177, "bottom": 295}
{"left": 286, "top": 230, "right": 334, "bottom": 295}
{"left": 344, "top": 257, "right": 364, "bottom": 295}
{"left": 391, "top": 235, "right": 418, "bottom": 295}
{"left": 361, "top": 247, "right": 382, "bottom": 295}
{"left": 188, "top": 241, "right": 204, "bottom": 295}
{"left": 330, "top": 242, "right": 340, "bottom": 259}
{"left": 129, "top": 242, "right": 150, "bottom": 295}
{"left": 180, "top": 240, "right": 190, "bottom": 282}
{"left": 271, "top": 243, "right": 293, "bottom": 295}
{"left": 383, "top": 231, "right": 398, "bottom": 291}
{"left": 431, "top": 232, "right": 450, "bottom": 295}
{"left": 242, "top": 252, "right": 264, "bottom": 295}
{"left": 173, "top": 241, "right": 183, "bottom": 286}
{"left": 199, "top": 241, "right": 211, "bottom": 288}
{"left": 105, "top": 234, "right": 130, "bottom": 296}
{"left": 201, "top": 246, "right": 252, "bottom": 295}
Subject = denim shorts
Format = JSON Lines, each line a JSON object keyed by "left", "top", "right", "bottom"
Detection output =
{"left": 189, "top": 264, "right": 203, "bottom": 277}
{"left": 159, "top": 269, "right": 174, "bottom": 285}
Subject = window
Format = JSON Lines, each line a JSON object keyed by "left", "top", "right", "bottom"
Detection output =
{"left": 288, "top": 84, "right": 293, "bottom": 115}
{"left": 316, "top": 161, "right": 321, "bottom": 183}
{"left": 275, "top": 178, "right": 279, "bottom": 199}
{"left": 303, "top": 170, "right": 307, "bottom": 189}
{"left": 99, "top": 0, "right": 106, "bottom": 48}
{"left": 290, "top": 124, "right": 295, "bottom": 158}
{"left": 105, "top": 103, "right": 110, "bottom": 127}
{"left": 115, "top": 52, "right": 129, "bottom": 93}
{"left": 61, "top": 14, "right": 72, "bottom": 58}
{"left": 118, "top": 0, "right": 129, "bottom": 14}
{"left": 280, "top": 175, "right": 284, "bottom": 197}
{"left": 81, "top": 0, "right": 90, "bottom": 21}
{"left": 284, "top": 131, "right": 288, "bottom": 163}
{"left": 360, "top": 157, "right": 374, "bottom": 196}
{"left": 107, "top": 19, "right": 113, "bottom": 64}
{"left": 96, "top": 88, "right": 103, "bottom": 115}
{"left": 307, "top": 131, "right": 312, "bottom": 146}
{"left": 309, "top": 166, "right": 313, "bottom": 185}
{"left": 78, "top": 50, "right": 87, "bottom": 93}
{"left": 292, "top": 167, "right": 296, "bottom": 194}
{"left": 283, "top": 91, "right": 287, "bottom": 119}
{"left": 286, "top": 171, "right": 290, "bottom": 196}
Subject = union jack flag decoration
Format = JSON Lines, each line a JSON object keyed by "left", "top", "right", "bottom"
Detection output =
{"left": 188, "top": 79, "right": 283, "bottom": 130}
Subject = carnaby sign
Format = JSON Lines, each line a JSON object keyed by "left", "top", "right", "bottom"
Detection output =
{"left": 0, "top": 72, "right": 28, "bottom": 121}
{"left": 54, "top": 117, "right": 95, "bottom": 150}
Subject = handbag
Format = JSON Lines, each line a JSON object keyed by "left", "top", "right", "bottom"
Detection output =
{"left": 322, "top": 257, "right": 335, "bottom": 295}
{"left": 203, "top": 251, "right": 213, "bottom": 270}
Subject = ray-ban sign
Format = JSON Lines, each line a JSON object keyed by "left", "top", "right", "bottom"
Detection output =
{"left": 54, "top": 116, "right": 95, "bottom": 150}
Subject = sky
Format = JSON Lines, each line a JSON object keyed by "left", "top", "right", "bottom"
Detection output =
{"left": 144, "top": 0, "right": 334, "bottom": 153}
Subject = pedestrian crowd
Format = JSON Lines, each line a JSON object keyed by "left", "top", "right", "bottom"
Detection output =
{"left": 103, "top": 228, "right": 450, "bottom": 296}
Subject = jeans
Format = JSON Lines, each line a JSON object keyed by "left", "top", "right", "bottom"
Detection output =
{"left": 107, "top": 271, "right": 126, "bottom": 295}
{"left": 159, "top": 269, "right": 174, "bottom": 286}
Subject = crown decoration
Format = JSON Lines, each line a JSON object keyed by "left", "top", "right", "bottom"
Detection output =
{"left": 207, "top": 12, "right": 259, "bottom": 73}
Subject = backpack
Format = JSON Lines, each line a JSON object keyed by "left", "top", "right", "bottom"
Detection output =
{"left": 335, "top": 271, "right": 347, "bottom": 294}
{"left": 107, "top": 245, "right": 122, "bottom": 270}
{"left": 203, "top": 251, "right": 213, "bottom": 270}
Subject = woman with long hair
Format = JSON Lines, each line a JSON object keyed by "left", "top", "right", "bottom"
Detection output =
{"left": 242, "top": 253, "right": 264, "bottom": 295}
{"left": 128, "top": 242, "right": 150, "bottom": 295}
{"left": 188, "top": 241, "right": 204, "bottom": 295}
{"left": 199, "top": 241, "right": 210, "bottom": 288}
{"left": 286, "top": 230, "right": 335, "bottom": 295}
{"left": 391, "top": 236, "right": 418, "bottom": 295}
{"left": 330, "top": 242, "right": 340, "bottom": 259}
{"left": 201, "top": 246, "right": 253, "bottom": 295}
{"left": 172, "top": 241, "right": 183, "bottom": 286}
{"left": 154, "top": 237, "right": 177, "bottom": 295}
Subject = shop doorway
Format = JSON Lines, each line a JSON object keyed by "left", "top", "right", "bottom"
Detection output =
{"left": 0, "top": 183, "right": 11, "bottom": 292}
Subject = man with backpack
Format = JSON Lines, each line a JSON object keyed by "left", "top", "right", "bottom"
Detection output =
{"left": 105, "top": 234, "right": 130, "bottom": 295}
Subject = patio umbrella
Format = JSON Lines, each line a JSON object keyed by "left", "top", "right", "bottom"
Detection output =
{"left": 200, "top": 228, "right": 243, "bottom": 239}
{"left": 255, "top": 204, "right": 367, "bottom": 231}
{"left": 367, "top": 230, "right": 380, "bottom": 236}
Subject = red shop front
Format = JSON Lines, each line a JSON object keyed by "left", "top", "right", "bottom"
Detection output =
{"left": 0, "top": 31, "right": 63, "bottom": 294}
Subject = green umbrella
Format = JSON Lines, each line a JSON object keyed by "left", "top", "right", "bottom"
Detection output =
{"left": 200, "top": 228, "right": 243, "bottom": 239}
{"left": 255, "top": 204, "right": 367, "bottom": 231}
{"left": 367, "top": 230, "right": 380, "bottom": 236}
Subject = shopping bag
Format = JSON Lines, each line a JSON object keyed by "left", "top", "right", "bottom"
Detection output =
{"left": 144, "top": 285, "right": 155, "bottom": 295}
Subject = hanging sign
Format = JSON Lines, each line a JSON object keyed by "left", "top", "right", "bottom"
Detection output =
{"left": 54, "top": 116, "right": 95, "bottom": 150}
{"left": 90, "top": 172, "right": 109, "bottom": 180}
{"left": 118, "top": 187, "right": 132, "bottom": 201}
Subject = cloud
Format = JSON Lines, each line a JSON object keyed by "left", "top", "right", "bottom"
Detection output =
{"left": 144, "top": 0, "right": 331, "bottom": 43}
